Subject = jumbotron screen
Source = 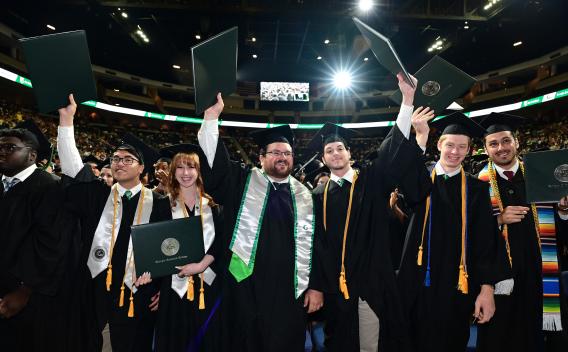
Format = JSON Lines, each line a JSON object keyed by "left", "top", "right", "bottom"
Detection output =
{"left": 260, "top": 82, "right": 309, "bottom": 102}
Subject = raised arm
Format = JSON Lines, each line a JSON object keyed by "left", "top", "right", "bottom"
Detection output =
{"left": 57, "top": 94, "right": 83, "bottom": 177}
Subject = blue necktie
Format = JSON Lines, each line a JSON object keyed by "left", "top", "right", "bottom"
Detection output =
{"left": 3, "top": 178, "right": 20, "bottom": 193}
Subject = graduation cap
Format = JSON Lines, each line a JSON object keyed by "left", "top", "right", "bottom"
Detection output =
{"left": 19, "top": 30, "right": 97, "bottom": 113}
{"left": 431, "top": 112, "right": 485, "bottom": 138}
{"left": 119, "top": 133, "right": 160, "bottom": 175}
{"left": 191, "top": 27, "right": 238, "bottom": 115}
{"left": 390, "top": 55, "right": 476, "bottom": 114}
{"left": 478, "top": 112, "right": 526, "bottom": 136}
{"left": 159, "top": 143, "right": 203, "bottom": 159}
{"left": 249, "top": 125, "right": 295, "bottom": 149}
{"left": 16, "top": 119, "right": 53, "bottom": 162}
{"left": 353, "top": 17, "right": 414, "bottom": 88}
{"left": 306, "top": 165, "right": 331, "bottom": 186}
{"left": 307, "top": 123, "right": 360, "bottom": 152}
{"left": 82, "top": 154, "right": 104, "bottom": 169}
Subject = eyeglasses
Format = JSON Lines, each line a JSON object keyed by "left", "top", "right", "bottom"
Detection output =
{"left": 0, "top": 144, "right": 31, "bottom": 154}
{"left": 265, "top": 151, "right": 293, "bottom": 158}
{"left": 110, "top": 156, "right": 140, "bottom": 165}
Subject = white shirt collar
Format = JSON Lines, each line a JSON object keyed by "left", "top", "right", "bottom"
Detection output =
{"left": 435, "top": 161, "right": 462, "bottom": 178}
{"left": 117, "top": 182, "right": 143, "bottom": 197}
{"left": 1, "top": 163, "right": 37, "bottom": 183}
{"left": 263, "top": 171, "right": 290, "bottom": 186}
{"left": 493, "top": 159, "right": 519, "bottom": 180}
{"left": 330, "top": 167, "right": 355, "bottom": 184}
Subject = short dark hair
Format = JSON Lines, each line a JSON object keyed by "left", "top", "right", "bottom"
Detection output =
{"left": 0, "top": 128, "right": 40, "bottom": 154}
{"left": 323, "top": 135, "right": 349, "bottom": 151}
{"left": 115, "top": 144, "right": 144, "bottom": 165}
{"left": 156, "top": 157, "right": 171, "bottom": 165}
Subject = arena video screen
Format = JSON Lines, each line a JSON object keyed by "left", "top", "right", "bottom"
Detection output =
{"left": 260, "top": 82, "right": 309, "bottom": 102}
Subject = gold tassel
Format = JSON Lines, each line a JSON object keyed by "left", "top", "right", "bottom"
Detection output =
{"left": 187, "top": 276, "right": 195, "bottom": 301}
{"left": 127, "top": 292, "right": 134, "bottom": 318}
{"left": 106, "top": 265, "right": 112, "bottom": 291}
{"left": 119, "top": 284, "right": 125, "bottom": 307}
{"left": 417, "top": 246, "right": 423, "bottom": 266}
{"left": 458, "top": 265, "right": 469, "bottom": 294}
{"left": 339, "top": 271, "right": 350, "bottom": 300}
{"left": 199, "top": 274, "right": 205, "bottom": 310}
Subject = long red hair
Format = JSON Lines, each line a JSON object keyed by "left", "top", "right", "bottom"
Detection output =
{"left": 168, "top": 152, "right": 216, "bottom": 208}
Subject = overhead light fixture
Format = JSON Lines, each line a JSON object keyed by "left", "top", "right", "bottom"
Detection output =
{"left": 316, "top": 56, "right": 322, "bottom": 60}
{"left": 121, "top": 12, "right": 128, "bottom": 18}
{"left": 113, "top": 89, "right": 120, "bottom": 92}
{"left": 143, "top": 37, "right": 149, "bottom": 43}
{"left": 46, "top": 24, "right": 56, "bottom": 31}
{"left": 251, "top": 37, "right": 256, "bottom": 42}
{"left": 464, "top": 25, "right": 470, "bottom": 29}
{"left": 358, "top": 0, "right": 374, "bottom": 11}
{"left": 195, "top": 34, "right": 201, "bottom": 40}
{"left": 115, "top": 103, "right": 120, "bottom": 106}
{"left": 324, "top": 39, "right": 330, "bottom": 44}
{"left": 513, "top": 41, "right": 523, "bottom": 47}
{"left": 363, "top": 57, "right": 369, "bottom": 61}
{"left": 427, "top": 47, "right": 434, "bottom": 52}
{"left": 172, "top": 65, "right": 181, "bottom": 69}
{"left": 252, "top": 54, "right": 258, "bottom": 59}
{"left": 333, "top": 71, "right": 352, "bottom": 89}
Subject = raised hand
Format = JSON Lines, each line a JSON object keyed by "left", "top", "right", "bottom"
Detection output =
{"left": 398, "top": 73, "right": 418, "bottom": 106}
{"left": 411, "top": 106, "right": 435, "bottom": 148}
{"left": 58, "top": 93, "right": 77, "bottom": 127}
{"left": 203, "top": 93, "right": 224, "bottom": 121}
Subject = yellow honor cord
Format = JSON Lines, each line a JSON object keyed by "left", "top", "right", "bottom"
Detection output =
{"left": 106, "top": 188, "right": 120, "bottom": 291}
{"left": 323, "top": 172, "right": 359, "bottom": 300}
{"left": 199, "top": 273, "right": 205, "bottom": 310}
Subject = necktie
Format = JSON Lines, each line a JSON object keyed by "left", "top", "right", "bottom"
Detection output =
{"left": 503, "top": 171, "right": 515, "bottom": 181}
{"left": 3, "top": 178, "right": 20, "bottom": 193}
{"left": 124, "top": 190, "right": 133, "bottom": 200}
{"left": 336, "top": 179, "right": 344, "bottom": 187}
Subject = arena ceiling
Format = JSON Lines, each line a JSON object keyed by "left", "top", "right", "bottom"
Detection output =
{"left": 1, "top": 0, "right": 567, "bottom": 92}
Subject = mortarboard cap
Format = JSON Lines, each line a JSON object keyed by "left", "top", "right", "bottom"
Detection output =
{"left": 478, "top": 112, "right": 526, "bottom": 136}
{"left": 250, "top": 125, "right": 295, "bottom": 149}
{"left": 431, "top": 112, "right": 485, "bottom": 139}
{"left": 390, "top": 55, "right": 476, "bottom": 114}
{"left": 307, "top": 122, "right": 360, "bottom": 152}
{"left": 16, "top": 119, "right": 53, "bottom": 162}
{"left": 159, "top": 143, "right": 203, "bottom": 159}
{"left": 19, "top": 30, "right": 97, "bottom": 113}
{"left": 191, "top": 27, "right": 238, "bottom": 115}
{"left": 119, "top": 133, "right": 160, "bottom": 174}
{"left": 353, "top": 17, "right": 414, "bottom": 88}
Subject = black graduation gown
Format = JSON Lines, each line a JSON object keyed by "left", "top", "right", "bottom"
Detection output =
{"left": 476, "top": 169, "right": 568, "bottom": 352}
{"left": 155, "top": 205, "right": 223, "bottom": 352}
{"left": 63, "top": 165, "right": 171, "bottom": 352}
{"left": 200, "top": 140, "right": 308, "bottom": 352}
{"left": 0, "top": 169, "right": 71, "bottom": 352}
{"left": 397, "top": 172, "right": 511, "bottom": 352}
{"left": 310, "top": 125, "right": 431, "bottom": 352}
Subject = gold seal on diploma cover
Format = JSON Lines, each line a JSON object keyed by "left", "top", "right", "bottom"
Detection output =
{"left": 554, "top": 164, "right": 568, "bottom": 183}
{"left": 422, "top": 81, "right": 441, "bottom": 97}
{"left": 161, "top": 238, "right": 180, "bottom": 257}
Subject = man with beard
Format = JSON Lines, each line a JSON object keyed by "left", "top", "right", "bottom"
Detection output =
{"left": 197, "top": 93, "right": 320, "bottom": 352}
{"left": 476, "top": 113, "right": 568, "bottom": 352}
{"left": 0, "top": 123, "right": 69, "bottom": 350}
{"left": 308, "top": 73, "right": 433, "bottom": 352}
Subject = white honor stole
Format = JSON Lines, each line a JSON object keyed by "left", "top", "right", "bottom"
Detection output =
{"left": 229, "top": 168, "right": 315, "bottom": 299}
{"left": 87, "top": 183, "right": 154, "bottom": 292}
{"left": 170, "top": 195, "right": 217, "bottom": 298}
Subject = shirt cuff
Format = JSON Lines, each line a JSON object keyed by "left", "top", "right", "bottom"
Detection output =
{"left": 395, "top": 104, "right": 414, "bottom": 139}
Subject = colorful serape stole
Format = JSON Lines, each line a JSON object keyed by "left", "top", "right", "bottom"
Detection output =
{"left": 478, "top": 163, "right": 562, "bottom": 331}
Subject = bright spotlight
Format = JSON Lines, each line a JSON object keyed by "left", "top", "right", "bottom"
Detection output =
{"left": 359, "top": 0, "right": 373, "bottom": 11}
{"left": 121, "top": 12, "right": 128, "bottom": 18}
{"left": 333, "top": 71, "right": 352, "bottom": 89}
{"left": 324, "top": 39, "right": 330, "bottom": 44}
{"left": 316, "top": 56, "right": 322, "bottom": 60}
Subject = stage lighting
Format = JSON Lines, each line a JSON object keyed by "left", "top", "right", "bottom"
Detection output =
{"left": 513, "top": 41, "right": 522, "bottom": 47}
{"left": 324, "top": 39, "right": 330, "bottom": 44}
{"left": 173, "top": 65, "right": 181, "bottom": 69}
{"left": 317, "top": 56, "right": 322, "bottom": 60}
{"left": 333, "top": 71, "right": 352, "bottom": 89}
{"left": 121, "top": 12, "right": 128, "bottom": 18}
{"left": 252, "top": 54, "right": 258, "bottom": 59}
{"left": 359, "top": 0, "right": 373, "bottom": 11}
{"left": 195, "top": 34, "right": 201, "bottom": 40}
{"left": 47, "top": 24, "right": 56, "bottom": 31}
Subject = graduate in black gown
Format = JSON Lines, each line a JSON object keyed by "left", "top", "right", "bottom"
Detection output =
{"left": 57, "top": 95, "right": 170, "bottom": 352}
{"left": 475, "top": 113, "right": 568, "bottom": 352}
{"left": 0, "top": 124, "right": 72, "bottom": 351}
{"left": 197, "top": 94, "right": 321, "bottom": 352}
{"left": 308, "top": 74, "right": 433, "bottom": 352}
{"left": 397, "top": 113, "right": 512, "bottom": 352}
{"left": 150, "top": 145, "right": 223, "bottom": 352}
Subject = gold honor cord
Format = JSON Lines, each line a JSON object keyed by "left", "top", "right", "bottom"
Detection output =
{"left": 488, "top": 160, "right": 541, "bottom": 268}
{"left": 323, "top": 171, "right": 359, "bottom": 300}
{"left": 105, "top": 186, "right": 147, "bottom": 317}
{"left": 179, "top": 192, "right": 206, "bottom": 310}
{"left": 417, "top": 168, "right": 469, "bottom": 294}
